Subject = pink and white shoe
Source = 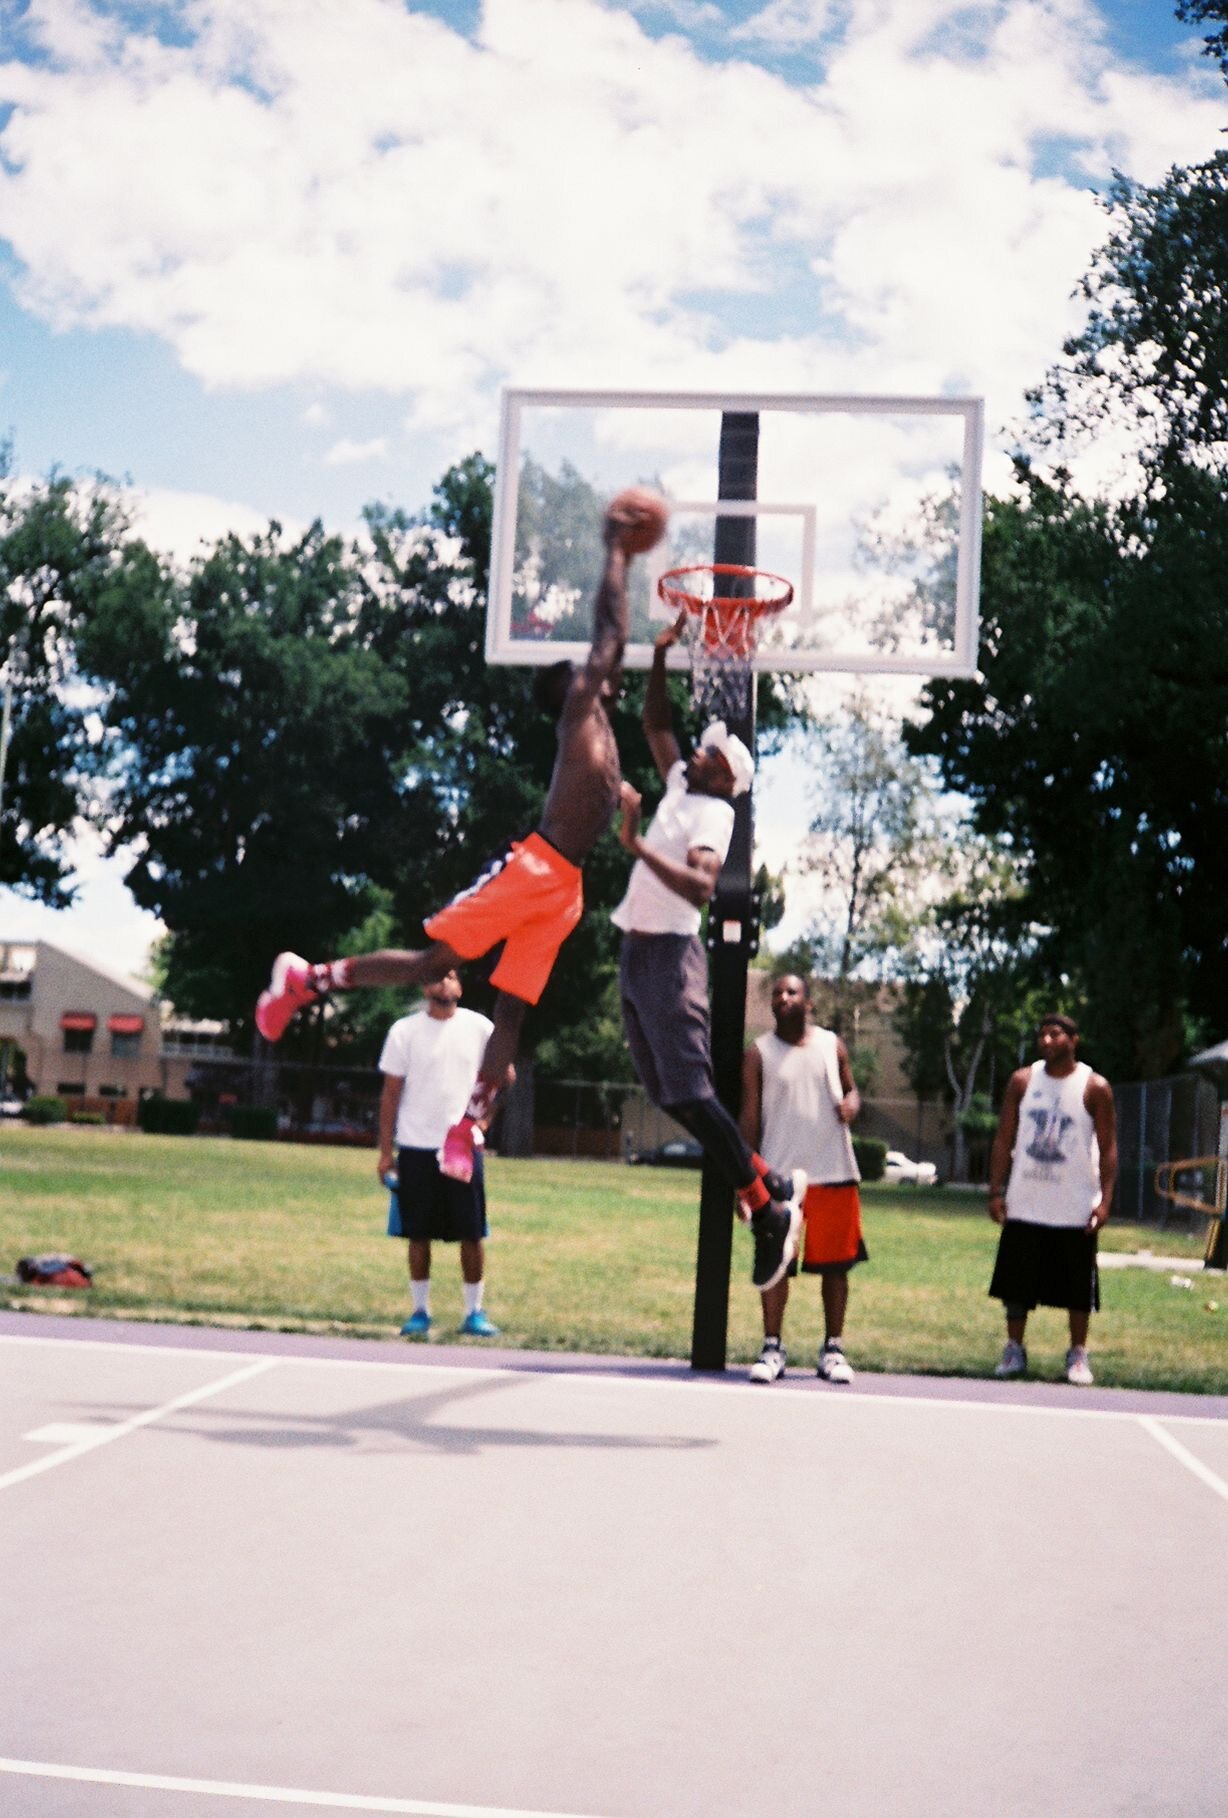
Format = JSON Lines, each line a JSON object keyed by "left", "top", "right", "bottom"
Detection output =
{"left": 438, "top": 1117, "right": 484, "bottom": 1183}
{"left": 255, "top": 952, "right": 318, "bottom": 1042}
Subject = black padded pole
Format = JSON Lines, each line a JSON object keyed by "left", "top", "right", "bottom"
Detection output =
{"left": 690, "top": 411, "right": 759, "bottom": 1372}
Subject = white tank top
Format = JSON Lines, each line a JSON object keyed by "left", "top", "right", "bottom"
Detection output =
{"left": 755, "top": 1027, "right": 859, "bottom": 1184}
{"left": 1005, "top": 1060, "right": 1100, "bottom": 1228}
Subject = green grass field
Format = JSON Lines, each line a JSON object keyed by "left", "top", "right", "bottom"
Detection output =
{"left": 1, "top": 1125, "right": 1224, "bottom": 1393}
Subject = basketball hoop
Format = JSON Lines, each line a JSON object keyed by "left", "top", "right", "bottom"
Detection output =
{"left": 657, "top": 563, "right": 793, "bottom": 723}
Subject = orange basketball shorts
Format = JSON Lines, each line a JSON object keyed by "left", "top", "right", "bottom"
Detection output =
{"left": 423, "top": 832, "right": 583, "bottom": 1006}
{"left": 799, "top": 1183, "right": 864, "bottom": 1271}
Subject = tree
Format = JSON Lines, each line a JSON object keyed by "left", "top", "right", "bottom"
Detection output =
{"left": 908, "top": 456, "right": 1228, "bottom": 1079}
{"left": 0, "top": 456, "right": 162, "bottom": 904}
{"left": 893, "top": 840, "right": 1036, "bottom": 1180}
{"left": 781, "top": 691, "right": 943, "bottom": 1032}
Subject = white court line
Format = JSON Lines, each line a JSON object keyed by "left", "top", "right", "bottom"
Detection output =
{"left": 1138, "top": 1416, "right": 1228, "bottom": 1506}
{"left": 2, "top": 1330, "right": 1227, "bottom": 1429}
{"left": 0, "top": 1357, "right": 279, "bottom": 1493}
{"left": 0, "top": 1757, "right": 604, "bottom": 1817}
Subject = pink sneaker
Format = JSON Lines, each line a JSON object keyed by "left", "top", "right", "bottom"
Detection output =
{"left": 438, "top": 1117, "right": 483, "bottom": 1183}
{"left": 255, "top": 952, "right": 318, "bottom": 1042}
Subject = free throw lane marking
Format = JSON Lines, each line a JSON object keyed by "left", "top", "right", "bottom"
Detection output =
{"left": 0, "top": 1758, "right": 608, "bottom": 1817}
{"left": 0, "top": 1357, "right": 279, "bottom": 1493}
{"left": 1138, "top": 1416, "right": 1228, "bottom": 1506}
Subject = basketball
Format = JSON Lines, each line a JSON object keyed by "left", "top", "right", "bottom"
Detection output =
{"left": 608, "top": 485, "right": 668, "bottom": 555}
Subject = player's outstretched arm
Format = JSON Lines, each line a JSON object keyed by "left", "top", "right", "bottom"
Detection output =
{"left": 642, "top": 614, "right": 685, "bottom": 782}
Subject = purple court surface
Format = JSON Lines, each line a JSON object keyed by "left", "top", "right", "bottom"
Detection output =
{"left": 1, "top": 1310, "right": 1225, "bottom": 1818}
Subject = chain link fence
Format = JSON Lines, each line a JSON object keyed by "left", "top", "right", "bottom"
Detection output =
{"left": 1115, "top": 1072, "right": 1222, "bottom": 1229}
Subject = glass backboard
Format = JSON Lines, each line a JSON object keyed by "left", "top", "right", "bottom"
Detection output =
{"left": 486, "top": 388, "right": 983, "bottom": 678}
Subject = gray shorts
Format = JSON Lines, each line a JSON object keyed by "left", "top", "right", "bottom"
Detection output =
{"left": 619, "top": 932, "right": 714, "bottom": 1108}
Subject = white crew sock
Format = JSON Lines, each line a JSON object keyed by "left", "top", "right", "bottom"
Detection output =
{"left": 463, "top": 1280, "right": 484, "bottom": 1316}
{"left": 410, "top": 1279, "right": 431, "bottom": 1315}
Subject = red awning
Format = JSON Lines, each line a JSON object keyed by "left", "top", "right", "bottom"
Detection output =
{"left": 60, "top": 1013, "right": 97, "bottom": 1032}
{"left": 107, "top": 1014, "right": 145, "bottom": 1036}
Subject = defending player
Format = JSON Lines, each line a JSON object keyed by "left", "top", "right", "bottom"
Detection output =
{"left": 613, "top": 616, "right": 805, "bottom": 1292}
{"left": 255, "top": 490, "right": 665, "bottom": 1176}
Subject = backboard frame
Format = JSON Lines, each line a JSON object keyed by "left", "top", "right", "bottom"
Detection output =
{"left": 486, "top": 386, "right": 984, "bottom": 679}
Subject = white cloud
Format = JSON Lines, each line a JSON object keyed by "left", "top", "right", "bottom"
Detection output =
{"left": 300, "top": 401, "right": 331, "bottom": 427}
{"left": 124, "top": 483, "right": 282, "bottom": 562}
{"left": 322, "top": 435, "right": 390, "bottom": 466}
{"left": 0, "top": 0, "right": 1221, "bottom": 472}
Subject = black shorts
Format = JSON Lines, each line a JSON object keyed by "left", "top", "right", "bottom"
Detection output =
{"left": 619, "top": 933, "right": 714, "bottom": 1108}
{"left": 988, "top": 1219, "right": 1100, "bottom": 1314}
{"left": 391, "top": 1147, "right": 487, "bottom": 1244}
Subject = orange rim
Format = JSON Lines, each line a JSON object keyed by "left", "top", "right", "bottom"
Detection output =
{"left": 657, "top": 563, "right": 794, "bottom": 618}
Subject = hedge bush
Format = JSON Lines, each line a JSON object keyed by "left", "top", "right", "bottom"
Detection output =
{"left": 853, "top": 1136, "right": 887, "bottom": 1181}
{"left": 137, "top": 1097, "right": 201, "bottom": 1136}
{"left": 230, "top": 1106, "right": 278, "bottom": 1142}
{"left": 21, "top": 1096, "right": 68, "bottom": 1126}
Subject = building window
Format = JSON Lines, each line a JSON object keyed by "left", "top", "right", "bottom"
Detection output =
{"left": 98, "top": 1084, "right": 128, "bottom": 1099}
{"left": 57, "top": 1082, "right": 86, "bottom": 1097}
{"left": 63, "top": 1027, "right": 94, "bottom": 1055}
{"left": 110, "top": 1032, "right": 141, "bottom": 1059}
{"left": 0, "top": 978, "right": 30, "bottom": 1001}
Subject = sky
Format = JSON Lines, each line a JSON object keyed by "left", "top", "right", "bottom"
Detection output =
{"left": 0, "top": 0, "right": 1223, "bottom": 982}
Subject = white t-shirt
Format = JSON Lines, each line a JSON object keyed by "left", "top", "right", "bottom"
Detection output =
{"left": 378, "top": 1006, "right": 494, "bottom": 1149}
{"left": 611, "top": 761, "right": 735, "bottom": 937}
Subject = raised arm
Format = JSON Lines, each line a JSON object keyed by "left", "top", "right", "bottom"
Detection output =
{"left": 642, "top": 614, "right": 685, "bottom": 782}
{"left": 580, "top": 520, "right": 631, "bottom": 698}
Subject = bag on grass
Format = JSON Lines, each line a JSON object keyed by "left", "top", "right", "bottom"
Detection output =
{"left": 16, "top": 1254, "right": 93, "bottom": 1289}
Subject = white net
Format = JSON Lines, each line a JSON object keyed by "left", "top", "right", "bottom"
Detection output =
{"left": 661, "top": 566, "right": 792, "bottom": 724}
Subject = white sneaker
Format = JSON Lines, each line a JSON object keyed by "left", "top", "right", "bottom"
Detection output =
{"left": 749, "top": 1340, "right": 786, "bottom": 1384}
{"left": 993, "top": 1339, "right": 1027, "bottom": 1379}
{"left": 1065, "top": 1346, "right": 1094, "bottom": 1386}
{"left": 817, "top": 1340, "right": 853, "bottom": 1384}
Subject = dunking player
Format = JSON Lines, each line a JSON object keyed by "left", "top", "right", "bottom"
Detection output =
{"left": 255, "top": 491, "right": 660, "bottom": 1175}
{"left": 613, "top": 616, "right": 804, "bottom": 1291}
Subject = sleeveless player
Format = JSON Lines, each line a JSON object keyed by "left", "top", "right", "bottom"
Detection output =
{"left": 987, "top": 1014, "right": 1117, "bottom": 1385}
{"left": 255, "top": 492, "right": 663, "bottom": 1176}
{"left": 741, "top": 974, "right": 865, "bottom": 1383}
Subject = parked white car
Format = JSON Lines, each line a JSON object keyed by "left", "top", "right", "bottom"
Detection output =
{"left": 883, "top": 1149, "right": 938, "bottom": 1186}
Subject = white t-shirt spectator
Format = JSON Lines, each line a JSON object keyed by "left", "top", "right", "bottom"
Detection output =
{"left": 378, "top": 1007, "right": 493, "bottom": 1149}
{"left": 611, "top": 761, "right": 735, "bottom": 937}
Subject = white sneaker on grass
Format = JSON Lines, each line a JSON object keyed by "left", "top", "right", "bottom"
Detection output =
{"left": 1065, "top": 1345, "right": 1094, "bottom": 1386}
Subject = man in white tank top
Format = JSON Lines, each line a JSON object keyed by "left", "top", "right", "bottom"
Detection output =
{"left": 740, "top": 975, "right": 864, "bottom": 1384}
{"left": 986, "top": 1013, "right": 1117, "bottom": 1385}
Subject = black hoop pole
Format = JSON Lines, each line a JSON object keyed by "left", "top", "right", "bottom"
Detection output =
{"left": 690, "top": 410, "right": 759, "bottom": 1373}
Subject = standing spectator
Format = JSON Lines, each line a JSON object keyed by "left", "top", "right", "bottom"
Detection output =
{"left": 740, "top": 974, "right": 865, "bottom": 1383}
{"left": 377, "top": 971, "right": 501, "bottom": 1338}
{"left": 987, "top": 1013, "right": 1117, "bottom": 1385}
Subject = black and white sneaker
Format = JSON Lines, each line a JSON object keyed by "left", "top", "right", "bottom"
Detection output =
{"left": 750, "top": 1170, "right": 805, "bottom": 1291}
{"left": 749, "top": 1339, "right": 787, "bottom": 1384}
{"left": 817, "top": 1338, "right": 854, "bottom": 1384}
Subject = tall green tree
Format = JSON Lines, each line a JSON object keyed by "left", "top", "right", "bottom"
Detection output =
{"left": 0, "top": 457, "right": 163, "bottom": 903}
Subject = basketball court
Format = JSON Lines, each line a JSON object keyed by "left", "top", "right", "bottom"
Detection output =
{"left": 2, "top": 1310, "right": 1225, "bottom": 1818}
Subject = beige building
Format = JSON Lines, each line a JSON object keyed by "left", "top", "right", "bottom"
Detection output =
{"left": 0, "top": 938, "right": 231, "bottom": 1123}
